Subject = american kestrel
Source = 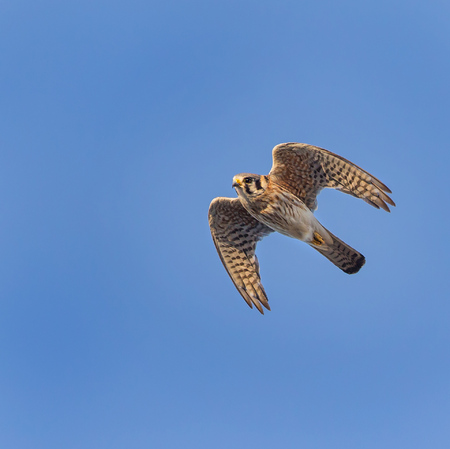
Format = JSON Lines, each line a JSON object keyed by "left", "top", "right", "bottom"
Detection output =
{"left": 208, "top": 142, "right": 395, "bottom": 314}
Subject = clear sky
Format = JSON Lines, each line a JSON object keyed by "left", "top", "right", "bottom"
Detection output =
{"left": 1, "top": 1, "right": 450, "bottom": 448}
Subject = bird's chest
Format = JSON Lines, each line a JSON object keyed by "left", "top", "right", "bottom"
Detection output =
{"left": 245, "top": 190, "right": 316, "bottom": 241}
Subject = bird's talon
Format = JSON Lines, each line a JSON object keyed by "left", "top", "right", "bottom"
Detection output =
{"left": 312, "top": 232, "right": 325, "bottom": 246}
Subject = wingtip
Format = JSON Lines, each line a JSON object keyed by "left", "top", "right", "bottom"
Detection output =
{"left": 253, "top": 300, "right": 264, "bottom": 314}
{"left": 379, "top": 201, "right": 390, "bottom": 213}
{"left": 257, "top": 302, "right": 271, "bottom": 315}
{"left": 380, "top": 197, "right": 396, "bottom": 212}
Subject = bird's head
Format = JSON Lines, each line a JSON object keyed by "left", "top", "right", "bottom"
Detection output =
{"left": 232, "top": 174, "right": 268, "bottom": 199}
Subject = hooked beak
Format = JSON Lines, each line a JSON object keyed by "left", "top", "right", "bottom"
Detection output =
{"left": 232, "top": 177, "right": 241, "bottom": 188}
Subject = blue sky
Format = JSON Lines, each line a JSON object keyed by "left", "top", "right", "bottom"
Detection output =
{"left": 1, "top": 1, "right": 450, "bottom": 448}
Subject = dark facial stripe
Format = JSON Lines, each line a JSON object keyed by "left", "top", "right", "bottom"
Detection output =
{"left": 255, "top": 177, "right": 262, "bottom": 191}
{"left": 244, "top": 184, "right": 251, "bottom": 195}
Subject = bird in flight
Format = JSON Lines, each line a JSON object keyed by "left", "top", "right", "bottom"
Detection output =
{"left": 208, "top": 142, "right": 395, "bottom": 314}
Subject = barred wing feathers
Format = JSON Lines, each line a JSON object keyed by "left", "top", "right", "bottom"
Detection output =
{"left": 269, "top": 143, "right": 395, "bottom": 212}
{"left": 208, "top": 197, "right": 273, "bottom": 314}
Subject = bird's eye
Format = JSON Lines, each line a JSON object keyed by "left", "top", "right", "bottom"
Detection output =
{"left": 244, "top": 177, "right": 252, "bottom": 184}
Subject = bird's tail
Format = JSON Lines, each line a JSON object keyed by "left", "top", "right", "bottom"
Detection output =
{"left": 309, "top": 227, "right": 365, "bottom": 274}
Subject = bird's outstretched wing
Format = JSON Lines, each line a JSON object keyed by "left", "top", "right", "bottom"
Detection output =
{"left": 269, "top": 143, "right": 395, "bottom": 212}
{"left": 208, "top": 197, "right": 273, "bottom": 314}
